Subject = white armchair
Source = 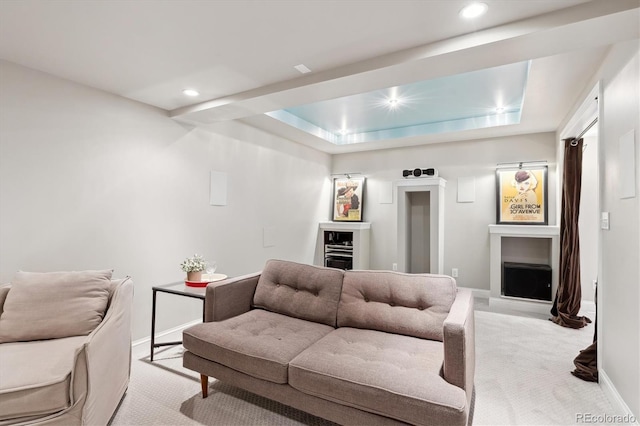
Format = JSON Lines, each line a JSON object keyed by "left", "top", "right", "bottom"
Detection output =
{"left": 0, "top": 271, "right": 133, "bottom": 425}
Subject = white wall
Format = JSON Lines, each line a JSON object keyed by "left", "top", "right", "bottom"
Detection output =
{"left": 332, "top": 133, "right": 558, "bottom": 290}
{"left": 597, "top": 41, "right": 639, "bottom": 418}
{"left": 0, "top": 60, "right": 332, "bottom": 340}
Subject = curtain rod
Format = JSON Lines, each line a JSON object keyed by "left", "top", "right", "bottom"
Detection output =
{"left": 564, "top": 117, "right": 598, "bottom": 147}
{"left": 564, "top": 95, "right": 599, "bottom": 147}
{"left": 575, "top": 117, "right": 598, "bottom": 141}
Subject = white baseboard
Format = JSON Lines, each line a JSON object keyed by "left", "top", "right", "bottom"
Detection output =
{"left": 459, "top": 287, "right": 490, "bottom": 299}
{"left": 483, "top": 295, "right": 596, "bottom": 317}
{"left": 579, "top": 300, "right": 596, "bottom": 317}
{"left": 132, "top": 319, "right": 201, "bottom": 348}
{"left": 599, "top": 369, "right": 639, "bottom": 424}
{"left": 489, "top": 296, "right": 552, "bottom": 315}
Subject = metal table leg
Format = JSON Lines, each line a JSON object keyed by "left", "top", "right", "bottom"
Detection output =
{"left": 150, "top": 288, "right": 205, "bottom": 362}
{"left": 150, "top": 289, "right": 157, "bottom": 361}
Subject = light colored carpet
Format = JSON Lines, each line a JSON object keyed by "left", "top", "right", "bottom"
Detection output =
{"left": 111, "top": 309, "right": 620, "bottom": 426}
{"left": 111, "top": 344, "right": 333, "bottom": 426}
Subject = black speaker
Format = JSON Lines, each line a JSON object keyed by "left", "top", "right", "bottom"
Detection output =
{"left": 402, "top": 168, "right": 438, "bottom": 178}
{"left": 502, "top": 262, "right": 552, "bottom": 301}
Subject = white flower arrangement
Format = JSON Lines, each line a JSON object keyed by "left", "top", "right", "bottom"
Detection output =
{"left": 180, "top": 254, "right": 207, "bottom": 273}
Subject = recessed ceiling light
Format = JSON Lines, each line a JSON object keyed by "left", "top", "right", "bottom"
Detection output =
{"left": 495, "top": 106, "right": 506, "bottom": 113}
{"left": 338, "top": 129, "right": 349, "bottom": 135}
{"left": 388, "top": 98, "right": 401, "bottom": 108}
{"left": 182, "top": 89, "right": 200, "bottom": 97}
{"left": 460, "top": 2, "right": 488, "bottom": 19}
{"left": 294, "top": 64, "right": 312, "bottom": 74}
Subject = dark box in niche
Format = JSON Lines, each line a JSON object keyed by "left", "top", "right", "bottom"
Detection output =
{"left": 502, "top": 262, "right": 552, "bottom": 301}
{"left": 325, "top": 257, "right": 353, "bottom": 270}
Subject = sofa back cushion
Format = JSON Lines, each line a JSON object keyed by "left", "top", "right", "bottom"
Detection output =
{"left": 338, "top": 270, "right": 456, "bottom": 341}
{"left": 253, "top": 260, "right": 344, "bottom": 327}
{"left": 0, "top": 269, "right": 113, "bottom": 343}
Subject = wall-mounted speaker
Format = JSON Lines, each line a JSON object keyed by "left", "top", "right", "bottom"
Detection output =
{"left": 402, "top": 168, "right": 438, "bottom": 178}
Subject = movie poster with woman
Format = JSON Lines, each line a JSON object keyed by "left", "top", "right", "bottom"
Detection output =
{"left": 496, "top": 166, "right": 548, "bottom": 225}
{"left": 332, "top": 177, "right": 365, "bottom": 222}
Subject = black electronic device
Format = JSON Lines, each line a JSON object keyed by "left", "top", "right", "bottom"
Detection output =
{"left": 402, "top": 168, "right": 438, "bottom": 178}
{"left": 502, "top": 262, "right": 552, "bottom": 301}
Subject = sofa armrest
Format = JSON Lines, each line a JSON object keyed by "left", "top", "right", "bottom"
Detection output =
{"left": 443, "top": 288, "right": 475, "bottom": 395}
{"left": 81, "top": 277, "right": 134, "bottom": 425}
{"left": 205, "top": 272, "right": 261, "bottom": 322}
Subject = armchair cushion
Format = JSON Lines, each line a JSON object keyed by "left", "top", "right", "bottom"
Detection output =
{"left": 0, "top": 335, "right": 87, "bottom": 421}
{"left": 0, "top": 270, "right": 112, "bottom": 343}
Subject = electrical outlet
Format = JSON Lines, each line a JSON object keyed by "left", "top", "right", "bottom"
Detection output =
{"left": 392, "top": 263, "right": 398, "bottom": 271}
{"left": 452, "top": 268, "right": 459, "bottom": 278}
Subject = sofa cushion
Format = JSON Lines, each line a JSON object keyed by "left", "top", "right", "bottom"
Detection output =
{"left": 338, "top": 270, "right": 456, "bottom": 341}
{"left": 0, "top": 270, "right": 113, "bottom": 343}
{"left": 183, "top": 310, "right": 334, "bottom": 384}
{"left": 252, "top": 259, "right": 344, "bottom": 327}
{"left": 0, "top": 335, "right": 87, "bottom": 421}
{"left": 289, "top": 327, "right": 467, "bottom": 426}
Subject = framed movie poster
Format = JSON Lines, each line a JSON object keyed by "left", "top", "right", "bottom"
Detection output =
{"left": 496, "top": 166, "right": 548, "bottom": 225}
{"left": 332, "top": 176, "right": 365, "bottom": 222}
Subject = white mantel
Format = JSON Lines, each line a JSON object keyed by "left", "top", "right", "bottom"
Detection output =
{"left": 489, "top": 224, "right": 560, "bottom": 314}
{"left": 489, "top": 224, "right": 560, "bottom": 237}
{"left": 319, "top": 221, "right": 371, "bottom": 230}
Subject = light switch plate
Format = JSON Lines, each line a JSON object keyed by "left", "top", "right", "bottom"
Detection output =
{"left": 601, "top": 212, "right": 610, "bottom": 230}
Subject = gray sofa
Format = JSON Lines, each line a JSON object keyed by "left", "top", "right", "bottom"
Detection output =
{"left": 183, "top": 259, "right": 475, "bottom": 426}
{"left": 0, "top": 270, "right": 133, "bottom": 425}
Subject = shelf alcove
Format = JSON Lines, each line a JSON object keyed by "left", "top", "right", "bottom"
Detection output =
{"left": 315, "top": 221, "right": 371, "bottom": 270}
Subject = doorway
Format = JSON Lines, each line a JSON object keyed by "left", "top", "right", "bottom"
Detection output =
{"left": 396, "top": 178, "right": 445, "bottom": 274}
{"left": 407, "top": 191, "right": 431, "bottom": 273}
{"left": 578, "top": 124, "right": 599, "bottom": 307}
{"left": 558, "top": 83, "right": 600, "bottom": 311}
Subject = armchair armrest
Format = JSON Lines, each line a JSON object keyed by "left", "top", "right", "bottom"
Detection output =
{"left": 443, "top": 288, "right": 475, "bottom": 395}
{"left": 205, "top": 272, "right": 261, "bottom": 322}
{"left": 82, "top": 277, "right": 133, "bottom": 425}
{"left": 0, "top": 285, "right": 10, "bottom": 316}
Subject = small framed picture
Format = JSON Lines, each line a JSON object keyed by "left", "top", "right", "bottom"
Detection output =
{"left": 332, "top": 177, "right": 365, "bottom": 222}
{"left": 496, "top": 166, "right": 548, "bottom": 225}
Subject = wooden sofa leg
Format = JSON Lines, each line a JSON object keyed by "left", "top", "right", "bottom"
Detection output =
{"left": 201, "top": 374, "right": 208, "bottom": 398}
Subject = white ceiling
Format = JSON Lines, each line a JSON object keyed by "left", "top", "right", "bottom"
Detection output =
{"left": 1, "top": 0, "right": 638, "bottom": 154}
